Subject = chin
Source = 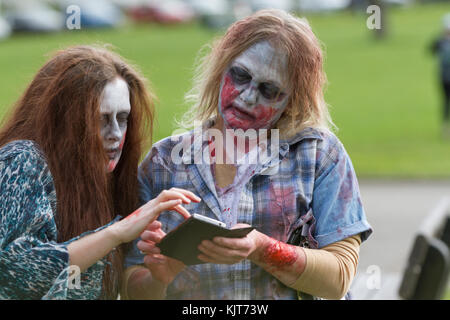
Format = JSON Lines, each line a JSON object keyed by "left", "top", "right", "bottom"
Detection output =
{"left": 107, "top": 161, "right": 116, "bottom": 173}
{"left": 107, "top": 156, "right": 121, "bottom": 173}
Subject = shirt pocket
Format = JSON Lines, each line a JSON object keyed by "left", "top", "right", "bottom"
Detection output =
{"left": 267, "top": 177, "right": 309, "bottom": 242}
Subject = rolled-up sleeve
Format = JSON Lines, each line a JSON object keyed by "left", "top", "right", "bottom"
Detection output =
{"left": 312, "top": 138, "right": 372, "bottom": 248}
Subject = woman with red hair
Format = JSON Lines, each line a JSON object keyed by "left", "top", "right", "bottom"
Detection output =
{"left": 0, "top": 45, "right": 199, "bottom": 299}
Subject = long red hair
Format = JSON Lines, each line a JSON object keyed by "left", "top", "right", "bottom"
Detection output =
{"left": 0, "top": 45, "right": 154, "bottom": 299}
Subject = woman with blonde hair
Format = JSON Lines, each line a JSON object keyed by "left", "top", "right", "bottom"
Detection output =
{"left": 0, "top": 45, "right": 198, "bottom": 299}
{"left": 123, "top": 9, "right": 372, "bottom": 300}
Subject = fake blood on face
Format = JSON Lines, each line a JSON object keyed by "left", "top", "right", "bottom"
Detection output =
{"left": 218, "top": 41, "right": 290, "bottom": 132}
{"left": 220, "top": 73, "right": 281, "bottom": 131}
{"left": 107, "top": 131, "right": 126, "bottom": 173}
{"left": 107, "top": 160, "right": 116, "bottom": 172}
{"left": 119, "top": 130, "right": 127, "bottom": 149}
{"left": 220, "top": 74, "right": 240, "bottom": 110}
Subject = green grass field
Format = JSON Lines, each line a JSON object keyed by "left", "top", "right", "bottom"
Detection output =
{"left": 1, "top": 3, "right": 450, "bottom": 178}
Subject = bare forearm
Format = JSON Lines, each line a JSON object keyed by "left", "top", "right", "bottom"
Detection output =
{"left": 67, "top": 226, "right": 120, "bottom": 273}
{"left": 125, "top": 267, "right": 167, "bottom": 300}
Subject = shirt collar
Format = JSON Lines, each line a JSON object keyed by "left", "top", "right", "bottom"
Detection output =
{"left": 181, "top": 118, "right": 324, "bottom": 164}
{"left": 280, "top": 126, "right": 324, "bottom": 146}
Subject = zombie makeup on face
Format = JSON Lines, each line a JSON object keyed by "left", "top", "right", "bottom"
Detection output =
{"left": 99, "top": 77, "right": 131, "bottom": 172}
{"left": 218, "top": 41, "right": 290, "bottom": 131}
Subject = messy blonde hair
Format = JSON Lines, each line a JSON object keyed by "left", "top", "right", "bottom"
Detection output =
{"left": 181, "top": 9, "right": 334, "bottom": 137}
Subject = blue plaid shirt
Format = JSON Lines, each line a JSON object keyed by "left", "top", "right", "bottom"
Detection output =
{"left": 124, "top": 121, "right": 372, "bottom": 300}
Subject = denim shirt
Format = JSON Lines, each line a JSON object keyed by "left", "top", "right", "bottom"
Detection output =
{"left": 124, "top": 123, "right": 372, "bottom": 299}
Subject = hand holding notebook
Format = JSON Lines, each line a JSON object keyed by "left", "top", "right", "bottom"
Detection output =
{"left": 156, "top": 214, "right": 255, "bottom": 265}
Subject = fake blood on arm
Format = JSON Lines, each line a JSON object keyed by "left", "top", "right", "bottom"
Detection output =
{"left": 261, "top": 239, "right": 298, "bottom": 269}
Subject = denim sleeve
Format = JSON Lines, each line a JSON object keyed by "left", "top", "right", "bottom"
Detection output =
{"left": 312, "top": 140, "right": 372, "bottom": 248}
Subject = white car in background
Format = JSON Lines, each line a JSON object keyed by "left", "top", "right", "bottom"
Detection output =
{"left": 0, "top": 15, "right": 11, "bottom": 40}
{"left": 0, "top": 0, "right": 11, "bottom": 40}
{"left": 2, "top": 0, "right": 64, "bottom": 32}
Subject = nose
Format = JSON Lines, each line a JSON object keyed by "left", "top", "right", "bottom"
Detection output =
{"left": 106, "top": 119, "right": 122, "bottom": 142}
{"left": 240, "top": 83, "right": 258, "bottom": 107}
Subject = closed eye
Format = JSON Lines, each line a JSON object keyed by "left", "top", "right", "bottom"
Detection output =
{"left": 117, "top": 112, "right": 129, "bottom": 127}
{"left": 230, "top": 66, "right": 252, "bottom": 85}
{"left": 100, "top": 114, "right": 109, "bottom": 127}
{"left": 258, "top": 82, "right": 284, "bottom": 100}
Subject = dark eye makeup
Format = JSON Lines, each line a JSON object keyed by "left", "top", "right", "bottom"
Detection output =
{"left": 100, "top": 112, "right": 129, "bottom": 128}
{"left": 230, "top": 66, "right": 251, "bottom": 84}
{"left": 117, "top": 112, "right": 129, "bottom": 120}
{"left": 259, "top": 82, "right": 284, "bottom": 100}
{"left": 229, "top": 66, "right": 285, "bottom": 101}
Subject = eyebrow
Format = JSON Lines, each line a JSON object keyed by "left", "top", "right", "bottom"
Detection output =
{"left": 100, "top": 107, "right": 131, "bottom": 114}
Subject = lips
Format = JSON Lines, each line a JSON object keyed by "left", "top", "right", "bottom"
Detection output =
{"left": 106, "top": 148, "right": 119, "bottom": 160}
{"left": 222, "top": 101, "right": 280, "bottom": 131}
{"left": 227, "top": 104, "right": 255, "bottom": 121}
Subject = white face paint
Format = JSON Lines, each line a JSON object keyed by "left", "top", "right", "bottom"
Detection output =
{"left": 99, "top": 77, "right": 131, "bottom": 172}
{"left": 218, "top": 41, "right": 290, "bottom": 131}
